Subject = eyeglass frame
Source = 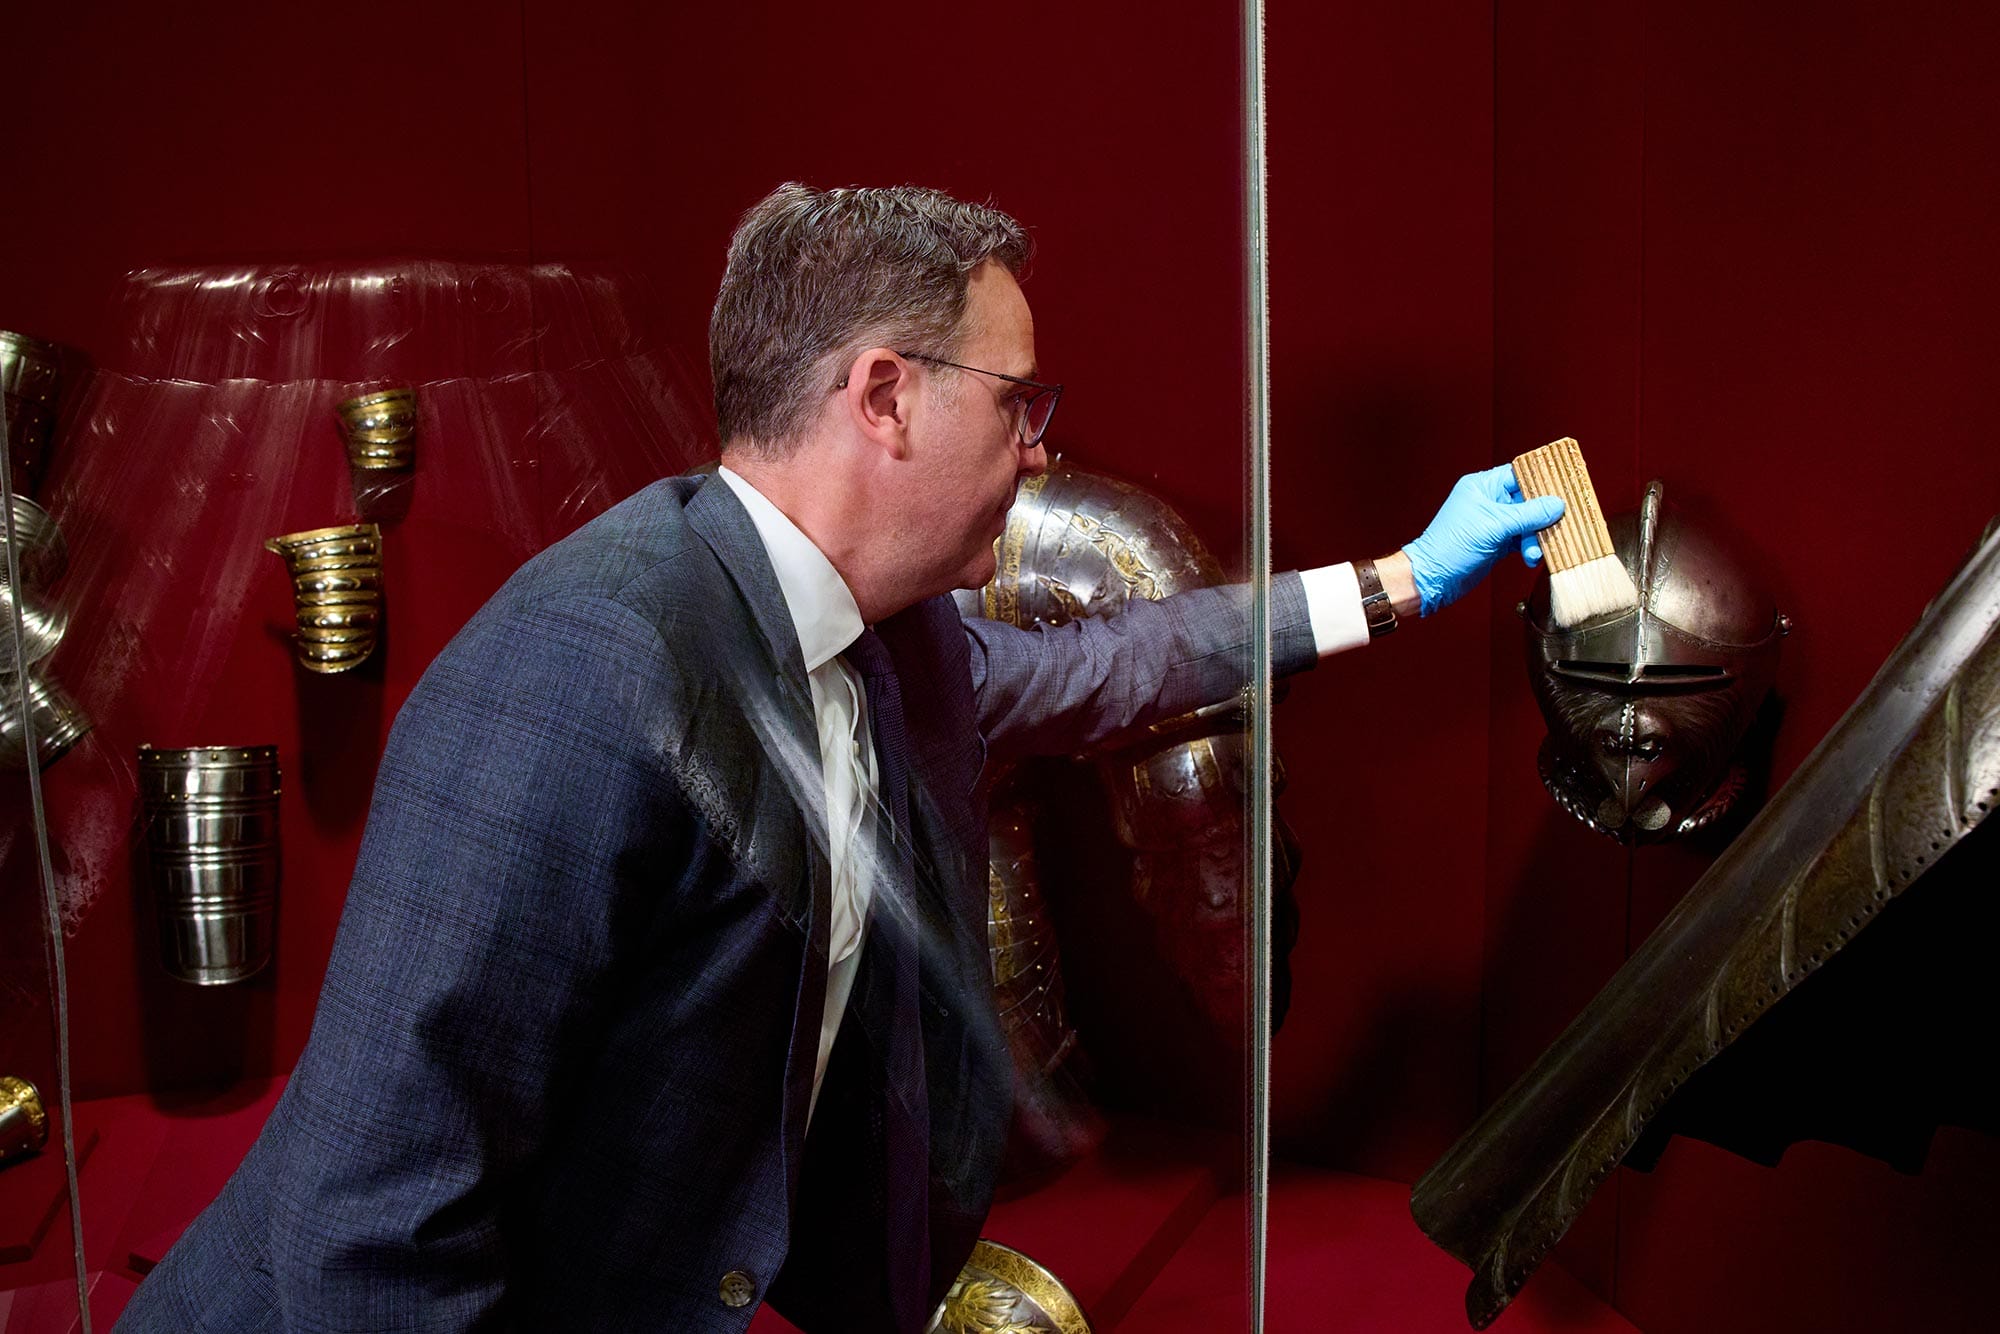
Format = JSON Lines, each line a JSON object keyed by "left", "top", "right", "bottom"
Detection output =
{"left": 833, "top": 350, "right": 1064, "bottom": 448}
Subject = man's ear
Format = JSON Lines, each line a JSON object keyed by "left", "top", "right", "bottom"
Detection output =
{"left": 843, "top": 347, "right": 914, "bottom": 459}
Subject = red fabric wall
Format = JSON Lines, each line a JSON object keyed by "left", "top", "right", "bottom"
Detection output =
{"left": 6, "top": 3, "right": 1253, "bottom": 1106}
{"left": 1265, "top": 0, "right": 1498, "bottom": 1181}
{"left": 1483, "top": 3, "right": 2000, "bottom": 1331}
{"left": 7, "top": 3, "right": 1997, "bottom": 1330}
{"left": 1, "top": 5, "right": 520, "bottom": 1111}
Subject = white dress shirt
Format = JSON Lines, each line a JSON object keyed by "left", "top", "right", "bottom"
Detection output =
{"left": 1299, "top": 562, "right": 1372, "bottom": 655}
{"left": 717, "top": 467, "right": 878, "bottom": 1122}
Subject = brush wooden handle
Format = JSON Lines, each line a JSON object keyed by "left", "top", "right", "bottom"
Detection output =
{"left": 1511, "top": 436, "right": 1615, "bottom": 573}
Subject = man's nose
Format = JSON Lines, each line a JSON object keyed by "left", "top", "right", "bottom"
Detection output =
{"left": 1018, "top": 442, "right": 1049, "bottom": 476}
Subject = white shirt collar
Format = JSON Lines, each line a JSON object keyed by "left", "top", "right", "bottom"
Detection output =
{"left": 715, "top": 466, "right": 864, "bottom": 673}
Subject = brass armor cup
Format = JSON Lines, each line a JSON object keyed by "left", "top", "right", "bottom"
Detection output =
{"left": 0, "top": 1075, "right": 49, "bottom": 1166}
{"left": 335, "top": 388, "right": 418, "bottom": 471}
{"left": 265, "top": 523, "right": 383, "bottom": 672}
{"left": 139, "top": 745, "right": 283, "bottom": 985}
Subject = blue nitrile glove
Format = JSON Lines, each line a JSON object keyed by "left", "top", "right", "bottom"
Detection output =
{"left": 1401, "top": 464, "right": 1567, "bottom": 616}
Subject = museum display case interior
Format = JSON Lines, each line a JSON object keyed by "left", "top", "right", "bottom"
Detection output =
{"left": 3, "top": 2, "right": 1995, "bottom": 1331}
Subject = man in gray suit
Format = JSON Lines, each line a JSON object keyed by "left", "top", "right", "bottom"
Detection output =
{"left": 119, "top": 183, "right": 1559, "bottom": 1332}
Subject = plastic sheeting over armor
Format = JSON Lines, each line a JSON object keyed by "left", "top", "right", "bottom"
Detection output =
{"left": 0, "top": 261, "right": 708, "bottom": 1092}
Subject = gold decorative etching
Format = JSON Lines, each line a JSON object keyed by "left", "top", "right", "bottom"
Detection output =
{"left": 0, "top": 1075, "right": 49, "bottom": 1165}
{"left": 1062, "top": 511, "right": 1161, "bottom": 601}
{"left": 930, "top": 1240, "right": 1089, "bottom": 1334}
{"left": 989, "top": 472, "right": 1048, "bottom": 625}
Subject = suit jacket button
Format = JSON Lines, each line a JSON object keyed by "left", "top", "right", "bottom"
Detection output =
{"left": 718, "top": 1269, "right": 757, "bottom": 1308}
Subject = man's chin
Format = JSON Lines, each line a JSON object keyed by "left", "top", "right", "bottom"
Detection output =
{"left": 953, "top": 550, "right": 999, "bottom": 595}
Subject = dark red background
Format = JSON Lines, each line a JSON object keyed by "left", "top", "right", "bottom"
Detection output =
{"left": 5, "top": 2, "right": 1997, "bottom": 1331}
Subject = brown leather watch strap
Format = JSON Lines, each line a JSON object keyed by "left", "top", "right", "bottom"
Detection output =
{"left": 1356, "top": 558, "right": 1398, "bottom": 638}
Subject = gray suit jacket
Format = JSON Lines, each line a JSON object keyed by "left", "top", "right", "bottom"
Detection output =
{"left": 118, "top": 473, "right": 1318, "bottom": 1333}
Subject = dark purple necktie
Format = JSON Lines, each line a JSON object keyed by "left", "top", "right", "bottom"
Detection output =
{"left": 841, "top": 627, "right": 932, "bottom": 1327}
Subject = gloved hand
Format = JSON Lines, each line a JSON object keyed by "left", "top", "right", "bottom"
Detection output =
{"left": 1402, "top": 464, "right": 1566, "bottom": 616}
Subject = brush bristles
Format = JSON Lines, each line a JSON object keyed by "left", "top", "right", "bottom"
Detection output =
{"left": 1549, "top": 552, "right": 1640, "bottom": 627}
{"left": 1512, "top": 436, "right": 1640, "bottom": 627}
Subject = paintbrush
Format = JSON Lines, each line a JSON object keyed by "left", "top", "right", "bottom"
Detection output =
{"left": 1512, "top": 437, "right": 1639, "bottom": 627}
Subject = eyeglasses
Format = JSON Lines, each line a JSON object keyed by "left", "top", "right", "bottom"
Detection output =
{"left": 835, "top": 351, "right": 1064, "bottom": 448}
{"left": 901, "top": 352, "right": 1063, "bottom": 448}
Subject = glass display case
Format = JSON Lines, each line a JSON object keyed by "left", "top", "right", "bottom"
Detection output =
{"left": 5, "top": 5, "right": 1277, "bottom": 1332}
{"left": 7, "top": 4, "right": 1999, "bottom": 1334}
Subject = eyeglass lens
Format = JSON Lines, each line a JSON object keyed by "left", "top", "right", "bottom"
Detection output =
{"left": 1022, "top": 390, "right": 1059, "bottom": 446}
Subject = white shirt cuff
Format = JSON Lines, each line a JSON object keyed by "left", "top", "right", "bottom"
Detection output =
{"left": 1299, "top": 562, "right": 1372, "bottom": 657}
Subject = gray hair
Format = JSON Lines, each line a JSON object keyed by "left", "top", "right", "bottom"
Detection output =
{"left": 710, "top": 182, "right": 1032, "bottom": 451}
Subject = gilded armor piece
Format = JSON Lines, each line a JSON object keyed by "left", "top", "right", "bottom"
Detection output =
{"left": 336, "top": 388, "right": 419, "bottom": 471}
{"left": 928, "top": 1239, "right": 1092, "bottom": 1334}
{"left": 139, "top": 745, "right": 283, "bottom": 985}
{"left": 988, "top": 795, "right": 1077, "bottom": 1075}
{"left": 1523, "top": 480, "right": 1789, "bottom": 842}
{"left": 972, "top": 464, "right": 1224, "bottom": 630}
{"left": 964, "top": 461, "right": 1282, "bottom": 1050}
{"left": 1415, "top": 518, "right": 2000, "bottom": 1329}
{"left": 0, "top": 1075, "right": 49, "bottom": 1167}
{"left": 265, "top": 523, "right": 384, "bottom": 672}
{"left": 987, "top": 785, "right": 1100, "bottom": 1167}
{"left": 1104, "top": 729, "right": 1265, "bottom": 1030}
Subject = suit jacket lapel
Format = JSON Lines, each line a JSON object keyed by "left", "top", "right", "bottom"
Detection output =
{"left": 682, "top": 471, "right": 831, "bottom": 1209}
{"left": 685, "top": 473, "right": 816, "bottom": 703}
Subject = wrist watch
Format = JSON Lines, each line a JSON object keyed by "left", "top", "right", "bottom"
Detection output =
{"left": 1356, "top": 558, "right": 1398, "bottom": 638}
